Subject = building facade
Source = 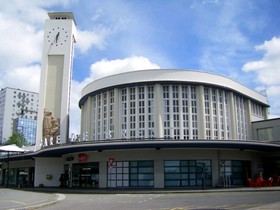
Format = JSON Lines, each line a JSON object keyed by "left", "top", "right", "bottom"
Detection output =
{"left": 71, "top": 69, "right": 276, "bottom": 189}
{"left": 1, "top": 70, "right": 279, "bottom": 189}
{"left": 79, "top": 69, "right": 268, "bottom": 142}
{"left": 0, "top": 12, "right": 279, "bottom": 190}
{"left": 0, "top": 87, "right": 38, "bottom": 144}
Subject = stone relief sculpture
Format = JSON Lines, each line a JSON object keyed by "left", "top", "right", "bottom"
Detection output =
{"left": 43, "top": 109, "right": 60, "bottom": 146}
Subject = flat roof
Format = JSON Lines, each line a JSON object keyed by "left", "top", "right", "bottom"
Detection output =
{"left": 1, "top": 140, "right": 280, "bottom": 160}
{"left": 80, "top": 69, "right": 269, "bottom": 108}
{"left": 48, "top": 12, "right": 76, "bottom": 25}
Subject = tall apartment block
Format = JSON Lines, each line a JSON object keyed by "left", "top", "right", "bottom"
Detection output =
{"left": 0, "top": 87, "right": 39, "bottom": 144}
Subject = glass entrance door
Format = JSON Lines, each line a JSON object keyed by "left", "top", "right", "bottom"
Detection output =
{"left": 220, "top": 160, "right": 251, "bottom": 186}
{"left": 72, "top": 162, "right": 99, "bottom": 188}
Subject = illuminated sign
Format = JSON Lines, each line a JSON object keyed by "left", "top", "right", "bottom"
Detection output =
{"left": 78, "top": 153, "right": 88, "bottom": 163}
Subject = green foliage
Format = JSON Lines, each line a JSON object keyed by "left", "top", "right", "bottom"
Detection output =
{"left": 5, "top": 132, "right": 29, "bottom": 147}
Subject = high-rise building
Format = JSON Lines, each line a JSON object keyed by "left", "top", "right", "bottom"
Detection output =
{"left": 0, "top": 87, "right": 39, "bottom": 144}
{"left": 13, "top": 117, "right": 37, "bottom": 146}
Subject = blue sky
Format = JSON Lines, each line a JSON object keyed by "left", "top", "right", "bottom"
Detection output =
{"left": 0, "top": 0, "right": 279, "bottom": 134}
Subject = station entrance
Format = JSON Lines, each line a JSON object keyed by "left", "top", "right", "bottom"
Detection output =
{"left": 72, "top": 162, "right": 99, "bottom": 188}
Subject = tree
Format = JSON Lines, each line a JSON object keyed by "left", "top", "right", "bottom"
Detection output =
{"left": 5, "top": 132, "right": 29, "bottom": 147}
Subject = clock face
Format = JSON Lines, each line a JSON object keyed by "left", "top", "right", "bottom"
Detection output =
{"left": 46, "top": 26, "right": 69, "bottom": 47}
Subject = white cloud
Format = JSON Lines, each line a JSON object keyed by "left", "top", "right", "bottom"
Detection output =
{"left": 0, "top": 13, "right": 43, "bottom": 71}
{"left": 198, "top": 1, "right": 249, "bottom": 76}
{"left": 2, "top": 65, "right": 41, "bottom": 92}
{"left": 75, "top": 29, "right": 108, "bottom": 54}
{"left": 242, "top": 36, "right": 280, "bottom": 118}
{"left": 242, "top": 36, "right": 280, "bottom": 86}
{"left": 89, "top": 56, "right": 160, "bottom": 81}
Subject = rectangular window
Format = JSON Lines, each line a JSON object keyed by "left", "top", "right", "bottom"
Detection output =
{"left": 204, "top": 87, "right": 211, "bottom": 139}
{"left": 220, "top": 160, "right": 248, "bottom": 186}
{"left": 147, "top": 86, "right": 155, "bottom": 138}
{"left": 257, "top": 128, "right": 273, "bottom": 141}
{"left": 121, "top": 88, "right": 128, "bottom": 138}
{"left": 234, "top": 95, "right": 248, "bottom": 140}
{"left": 108, "top": 161, "right": 154, "bottom": 188}
{"left": 164, "top": 160, "right": 212, "bottom": 187}
{"left": 191, "top": 86, "right": 198, "bottom": 139}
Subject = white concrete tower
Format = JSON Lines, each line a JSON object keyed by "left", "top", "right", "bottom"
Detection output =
{"left": 36, "top": 12, "right": 77, "bottom": 150}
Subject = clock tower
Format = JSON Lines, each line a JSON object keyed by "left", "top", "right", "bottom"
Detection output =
{"left": 36, "top": 12, "right": 77, "bottom": 150}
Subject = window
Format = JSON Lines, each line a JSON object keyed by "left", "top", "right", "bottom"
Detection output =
{"left": 257, "top": 128, "right": 273, "bottom": 141}
{"left": 220, "top": 160, "right": 247, "bottom": 185}
{"left": 204, "top": 88, "right": 211, "bottom": 139}
{"left": 147, "top": 86, "right": 155, "bottom": 138}
{"left": 182, "top": 86, "right": 189, "bottom": 139}
{"left": 212, "top": 89, "right": 218, "bottom": 139}
{"left": 164, "top": 160, "right": 212, "bottom": 187}
{"left": 107, "top": 161, "right": 154, "bottom": 188}
{"left": 173, "top": 86, "right": 180, "bottom": 139}
{"left": 191, "top": 86, "right": 198, "bottom": 139}
{"left": 130, "top": 161, "right": 154, "bottom": 187}
{"left": 234, "top": 95, "right": 248, "bottom": 140}
{"left": 121, "top": 88, "right": 128, "bottom": 138}
{"left": 251, "top": 101, "right": 265, "bottom": 118}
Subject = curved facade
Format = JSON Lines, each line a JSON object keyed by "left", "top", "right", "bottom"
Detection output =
{"left": 79, "top": 69, "right": 269, "bottom": 142}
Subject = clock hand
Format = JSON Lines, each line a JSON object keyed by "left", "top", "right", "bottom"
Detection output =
{"left": 55, "top": 32, "right": 60, "bottom": 43}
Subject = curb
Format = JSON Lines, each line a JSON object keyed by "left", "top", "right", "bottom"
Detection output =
{"left": 246, "top": 201, "right": 280, "bottom": 210}
{"left": 22, "top": 186, "right": 280, "bottom": 194}
{"left": 14, "top": 193, "right": 65, "bottom": 210}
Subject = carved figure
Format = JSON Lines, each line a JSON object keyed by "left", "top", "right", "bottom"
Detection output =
{"left": 43, "top": 109, "right": 60, "bottom": 145}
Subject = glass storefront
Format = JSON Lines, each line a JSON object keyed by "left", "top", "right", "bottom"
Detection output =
{"left": 72, "top": 162, "right": 99, "bottom": 188}
{"left": 164, "top": 160, "right": 212, "bottom": 187}
{"left": 220, "top": 160, "right": 251, "bottom": 186}
{"left": 108, "top": 160, "right": 154, "bottom": 188}
{"left": 130, "top": 161, "right": 154, "bottom": 187}
{"left": 2, "top": 167, "right": 34, "bottom": 187}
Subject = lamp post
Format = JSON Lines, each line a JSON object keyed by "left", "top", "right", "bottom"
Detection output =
{"left": 202, "top": 163, "right": 206, "bottom": 190}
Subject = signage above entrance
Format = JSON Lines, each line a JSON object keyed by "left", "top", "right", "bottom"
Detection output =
{"left": 107, "top": 157, "right": 115, "bottom": 166}
{"left": 78, "top": 153, "right": 88, "bottom": 163}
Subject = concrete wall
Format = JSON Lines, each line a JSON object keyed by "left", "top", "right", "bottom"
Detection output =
{"left": 34, "top": 157, "right": 64, "bottom": 187}
{"left": 252, "top": 118, "right": 280, "bottom": 142}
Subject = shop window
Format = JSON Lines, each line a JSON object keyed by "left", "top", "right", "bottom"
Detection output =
{"left": 72, "top": 162, "right": 99, "bottom": 188}
{"left": 164, "top": 160, "right": 212, "bottom": 187}
{"left": 107, "top": 160, "right": 154, "bottom": 188}
{"left": 220, "top": 160, "right": 250, "bottom": 186}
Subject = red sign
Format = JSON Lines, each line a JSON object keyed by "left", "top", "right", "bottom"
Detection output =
{"left": 107, "top": 157, "right": 115, "bottom": 166}
{"left": 78, "top": 153, "right": 88, "bottom": 163}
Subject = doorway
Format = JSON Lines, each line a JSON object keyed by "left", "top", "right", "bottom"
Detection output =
{"left": 72, "top": 162, "right": 99, "bottom": 188}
